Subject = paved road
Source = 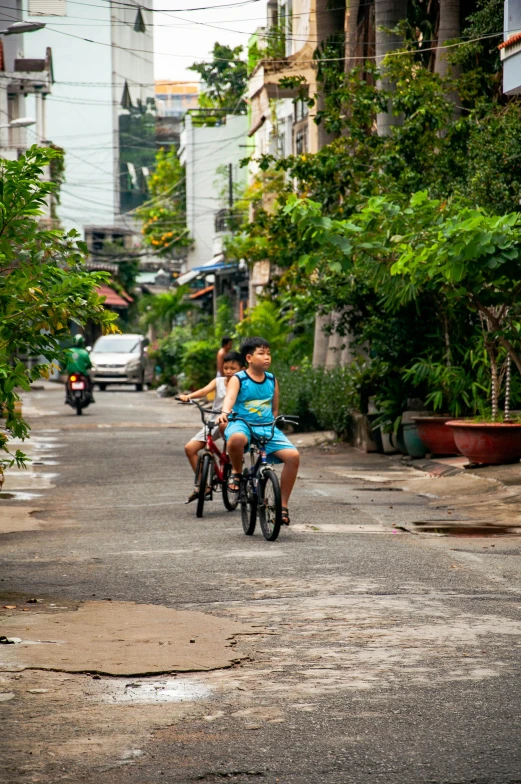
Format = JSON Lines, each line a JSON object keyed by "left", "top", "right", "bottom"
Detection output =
{"left": 1, "top": 385, "right": 521, "bottom": 783}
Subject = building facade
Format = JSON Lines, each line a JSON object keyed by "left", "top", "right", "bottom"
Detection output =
{"left": 21, "top": 0, "right": 155, "bottom": 235}
{"left": 179, "top": 112, "right": 248, "bottom": 272}
{"left": 501, "top": 0, "right": 521, "bottom": 94}
{"left": 247, "top": 0, "right": 346, "bottom": 367}
{"left": 155, "top": 81, "right": 199, "bottom": 150}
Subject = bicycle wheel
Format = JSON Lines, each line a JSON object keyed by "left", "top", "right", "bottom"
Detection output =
{"left": 258, "top": 469, "right": 282, "bottom": 541}
{"left": 196, "top": 454, "right": 212, "bottom": 519}
{"left": 222, "top": 462, "right": 239, "bottom": 512}
{"left": 240, "top": 471, "right": 257, "bottom": 536}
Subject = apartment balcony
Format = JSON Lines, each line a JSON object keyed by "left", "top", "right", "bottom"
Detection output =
{"left": 248, "top": 56, "right": 315, "bottom": 138}
{"left": 502, "top": 0, "right": 521, "bottom": 94}
{"left": 501, "top": 33, "right": 521, "bottom": 94}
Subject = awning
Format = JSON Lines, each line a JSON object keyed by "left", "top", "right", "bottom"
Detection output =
{"left": 176, "top": 254, "right": 224, "bottom": 286}
{"left": 97, "top": 284, "right": 130, "bottom": 308}
{"left": 189, "top": 285, "right": 214, "bottom": 300}
{"left": 192, "top": 261, "right": 230, "bottom": 273}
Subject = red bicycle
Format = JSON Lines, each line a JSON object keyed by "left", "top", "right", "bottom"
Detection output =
{"left": 178, "top": 398, "right": 239, "bottom": 518}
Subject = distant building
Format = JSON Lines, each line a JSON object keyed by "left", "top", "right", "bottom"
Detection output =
{"left": 21, "top": 0, "right": 155, "bottom": 235}
{"left": 502, "top": 0, "right": 521, "bottom": 94}
{"left": 179, "top": 113, "right": 248, "bottom": 272}
{"left": 0, "top": 4, "right": 54, "bottom": 221}
{"left": 155, "top": 81, "right": 199, "bottom": 149}
{"left": 156, "top": 81, "right": 199, "bottom": 118}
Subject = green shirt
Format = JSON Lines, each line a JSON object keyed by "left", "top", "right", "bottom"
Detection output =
{"left": 66, "top": 347, "right": 92, "bottom": 375}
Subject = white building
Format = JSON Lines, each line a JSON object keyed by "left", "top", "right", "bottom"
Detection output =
{"left": 0, "top": 5, "right": 53, "bottom": 163}
{"left": 179, "top": 113, "right": 248, "bottom": 271}
{"left": 20, "top": 0, "right": 155, "bottom": 235}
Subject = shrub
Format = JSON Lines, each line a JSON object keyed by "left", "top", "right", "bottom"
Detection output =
{"left": 182, "top": 339, "right": 218, "bottom": 389}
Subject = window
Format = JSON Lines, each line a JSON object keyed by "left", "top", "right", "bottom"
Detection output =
{"left": 28, "top": 0, "right": 66, "bottom": 16}
{"left": 295, "top": 127, "right": 308, "bottom": 156}
{"left": 133, "top": 7, "right": 146, "bottom": 33}
{"left": 120, "top": 81, "right": 133, "bottom": 110}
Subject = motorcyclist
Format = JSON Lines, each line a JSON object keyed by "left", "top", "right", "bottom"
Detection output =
{"left": 65, "top": 334, "right": 95, "bottom": 402}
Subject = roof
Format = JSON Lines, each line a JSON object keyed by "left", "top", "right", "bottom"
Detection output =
{"left": 176, "top": 254, "right": 224, "bottom": 286}
{"left": 96, "top": 284, "right": 131, "bottom": 308}
{"left": 189, "top": 285, "right": 214, "bottom": 300}
{"left": 499, "top": 32, "right": 521, "bottom": 50}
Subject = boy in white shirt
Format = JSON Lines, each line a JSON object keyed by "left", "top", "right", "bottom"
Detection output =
{"left": 179, "top": 350, "right": 242, "bottom": 503}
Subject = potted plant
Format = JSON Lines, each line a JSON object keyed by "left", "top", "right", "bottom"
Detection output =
{"left": 389, "top": 199, "right": 521, "bottom": 465}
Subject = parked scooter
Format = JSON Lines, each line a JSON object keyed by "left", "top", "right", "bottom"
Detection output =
{"left": 65, "top": 372, "right": 93, "bottom": 416}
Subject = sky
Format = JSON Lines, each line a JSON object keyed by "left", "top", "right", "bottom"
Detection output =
{"left": 153, "top": 0, "right": 266, "bottom": 82}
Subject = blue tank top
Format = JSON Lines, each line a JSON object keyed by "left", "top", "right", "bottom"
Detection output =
{"left": 233, "top": 370, "right": 276, "bottom": 426}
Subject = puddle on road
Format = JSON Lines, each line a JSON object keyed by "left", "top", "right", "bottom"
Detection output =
{"left": 412, "top": 522, "right": 521, "bottom": 536}
{"left": 0, "top": 491, "right": 43, "bottom": 501}
{"left": 98, "top": 678, "right": 211, "bottom": 704}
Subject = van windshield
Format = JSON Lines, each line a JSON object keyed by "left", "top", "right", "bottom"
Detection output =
{"left": 93, "top": 337, "right": 140, "bottom": 354}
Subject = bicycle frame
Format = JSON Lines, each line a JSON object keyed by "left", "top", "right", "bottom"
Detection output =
{"left": 229, "top": 413, "right": 298, "bottom": 496}
{"left": 178, "top": 398, "right": 231, "bottom": 485}
{"left": 203, "top": 424, "right": 230, "bottom": 484}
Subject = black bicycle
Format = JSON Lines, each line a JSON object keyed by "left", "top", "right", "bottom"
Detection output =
{"left": 229, "top": 413, "right": 299, "bottom": 542}
{"left": 177, "top": 399, "right": 239, "bottom": 518}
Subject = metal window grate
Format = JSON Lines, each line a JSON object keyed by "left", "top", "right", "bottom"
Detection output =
{"left": 28, "top": 0, "right": 66, "bottom": 16}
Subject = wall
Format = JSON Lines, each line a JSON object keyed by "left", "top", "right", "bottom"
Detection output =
{"left": 111, "top": 0, "right": 155, "bottom": 218}
{"left": 22, "top": 0, "right": 114, "bottom": 233}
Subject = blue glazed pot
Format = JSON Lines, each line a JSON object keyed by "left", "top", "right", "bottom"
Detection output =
{"left": 402, "top": 422, "right": 427, "bottom": 459}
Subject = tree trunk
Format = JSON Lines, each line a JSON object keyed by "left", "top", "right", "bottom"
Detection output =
{"left": 345, "top": 0, "right": 361, "bottom": 66}
{"left": 434, "top": 0, "right": 460, "bottom": 79}
{"left": 434, "top": 0, "right": 461, "bottom": 114}
{"left": 375, "top": 0, "right": 408, "bottom": 136}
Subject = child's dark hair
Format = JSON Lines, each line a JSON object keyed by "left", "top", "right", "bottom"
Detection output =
{"left": 221, "top": 335, "right": 233, "bottom": 347}
{"left": 240, "top": 337, "right": 270, "bottom": 364}
{"left": 223, "top": 350, "right": 243, "bottom": 366}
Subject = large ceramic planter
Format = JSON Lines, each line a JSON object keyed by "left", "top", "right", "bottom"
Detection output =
{"left": 413, "top": 417, "right": 460, "bottom": 456}
{"left": 402, "top": 422, "right": 427, "bottom": 458}
{"left": 446, "top": 421, "right": 521, "bottom": 465}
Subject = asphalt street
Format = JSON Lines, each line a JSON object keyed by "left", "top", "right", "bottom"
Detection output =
{"left": 1, "top": 384, "right": 521, "bottom": 783}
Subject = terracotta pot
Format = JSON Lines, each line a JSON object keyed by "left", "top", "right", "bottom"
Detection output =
{"left": 445, "top": 421, "right": 521, "bottom": 465}
{"left": 413, "top": 417, "right": 460, "bottom": 456}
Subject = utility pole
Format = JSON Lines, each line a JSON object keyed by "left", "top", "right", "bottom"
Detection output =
{"left": 228, "top": 162, "right": 233, "bottom": 210}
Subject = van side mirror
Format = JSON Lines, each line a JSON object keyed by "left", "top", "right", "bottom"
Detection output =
{"left": 86, "top": 346, "right": 92, "bottom": 353}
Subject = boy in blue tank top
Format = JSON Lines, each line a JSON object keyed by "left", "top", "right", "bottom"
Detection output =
{"left": 218, "top": 336, "right": 300, "bottom": 525}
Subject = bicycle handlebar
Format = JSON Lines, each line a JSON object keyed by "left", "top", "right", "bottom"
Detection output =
{"left": 176, "top": 397, "right": 220, "bottom": 426}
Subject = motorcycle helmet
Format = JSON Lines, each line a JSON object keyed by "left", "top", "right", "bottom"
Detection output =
{"left": 72, "top": 334, "right": 86, "bottom": 348}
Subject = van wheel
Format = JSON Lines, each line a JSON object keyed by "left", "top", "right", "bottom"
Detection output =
{"left": 98, "top": 383, "right": 107, "bottom": 391}
{"left": 135, "top": 382, "right": 143, "bottom": 392}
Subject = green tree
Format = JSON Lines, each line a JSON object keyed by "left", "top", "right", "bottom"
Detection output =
{"left": 0, "top": 147, "right": 118, "bottom": 470}
{"left": 189, "top": 43, "right": 248, "bottom": 118}
{"left": 139, "top": 286, "right": 191, "bottom": 335}
{"left": 135, "top": 147, "right": 191, "bottom": 256}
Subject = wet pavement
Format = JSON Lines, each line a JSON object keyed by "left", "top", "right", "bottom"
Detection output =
{"left": 1, "top": 383, "right": 521, "bottom": 782}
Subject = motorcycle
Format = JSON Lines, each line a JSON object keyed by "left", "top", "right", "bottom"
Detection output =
{"left": 65, "top": 373, "right": 93, "bottom": 416}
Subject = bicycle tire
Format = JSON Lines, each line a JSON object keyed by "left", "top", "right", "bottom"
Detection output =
{"left": 222, "top": 462, "right": 239, "bottom": 512}
{"left": 241, "top": 470, "right": 257, "bottom": 536}
{"left": 259, "top": 469, "right": 282, "bottom": 541}
{"left": 196, "top": 454, "right": 212, "bottom": 518}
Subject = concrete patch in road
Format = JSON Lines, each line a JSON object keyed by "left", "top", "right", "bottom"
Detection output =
{"left": 0, "top": 506, "right": 43, "bottom": 534}
{"left": 0, "top": 601, "right": 256, "bottom": 676}
{"left": 292, "top": 522, "right": 408, "bottom": 534}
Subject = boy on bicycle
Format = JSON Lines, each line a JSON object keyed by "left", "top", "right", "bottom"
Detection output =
{"left": 179, "top": 350, "right": 243, "bottom": 504}
{"left": 218, "top": 337, "right": 300, "bottom": 525}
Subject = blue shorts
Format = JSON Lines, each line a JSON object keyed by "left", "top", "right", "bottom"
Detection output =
{"left": 225, "top": 421, "right": 297, "bottom": 463}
